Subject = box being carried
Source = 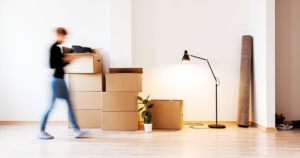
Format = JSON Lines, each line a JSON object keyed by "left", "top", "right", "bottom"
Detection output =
{"left": 106, "top": 68, "right": 143, "bottom": 92}
{"left": 63, "top": 47, "right": 103, "bottom": 73}
{"left": 147, "top": 100, "right": 184, "bottom": 130}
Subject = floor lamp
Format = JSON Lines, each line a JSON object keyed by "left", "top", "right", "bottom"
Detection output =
{"left": 182, "top": 50, "right": 225, "bottom": 128}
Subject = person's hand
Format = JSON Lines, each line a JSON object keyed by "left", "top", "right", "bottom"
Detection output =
{"left": 63, "top": 56, "right": 76, "bottom": 63}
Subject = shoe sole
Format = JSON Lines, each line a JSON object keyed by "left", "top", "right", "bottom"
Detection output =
{"left": 37, "top": 137, "right": 54, "bottom": 139}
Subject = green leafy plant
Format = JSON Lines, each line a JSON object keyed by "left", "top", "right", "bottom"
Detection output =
{"left": 137, "top": 95, "right": 155, "bottom": 124}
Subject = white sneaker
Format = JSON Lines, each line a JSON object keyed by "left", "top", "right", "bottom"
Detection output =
{"left": 75, "top": 131, "right": 91, "bottom": 138}
{"left": 37, "top": 132, "right": 54, "bottom": 139}
{"left": 277, "top": 124, "right": 293, "bottom": 130}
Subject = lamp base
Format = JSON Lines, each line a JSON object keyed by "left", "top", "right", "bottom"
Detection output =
{"left": 238, "top": 124, "right": 248, "bottom": 128}
{"left": 208, "top": 124, "right": 226, "bottom": 128}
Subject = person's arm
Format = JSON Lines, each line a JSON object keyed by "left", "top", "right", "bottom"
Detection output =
{"left": 50, "top": 47, "right": 69, "bottom": 69}
{"left": 62, "top": 55, "right": 76, "bottom": 64}
{"left": 61, "top": 54, "right": 70, "bottom": 67}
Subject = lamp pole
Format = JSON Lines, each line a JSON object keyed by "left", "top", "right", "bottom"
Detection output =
{"left": 183, "top": 51, "right": 225, "bottom": 128}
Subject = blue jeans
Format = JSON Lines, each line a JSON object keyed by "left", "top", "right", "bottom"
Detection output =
{"left": 40, "top": 77, "right": 80, "bottom": 132}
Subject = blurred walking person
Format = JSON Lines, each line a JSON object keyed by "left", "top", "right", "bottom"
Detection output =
{"left": 38, "top": 27, "right": 89, "bottom": 139}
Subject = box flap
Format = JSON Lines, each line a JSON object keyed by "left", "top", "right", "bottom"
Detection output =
{"left": 62, "top": 46, "right": 71, "bottom": 53}
{"left": 148, "top": 100, "right": 183, "bottom": 111}
{"left": 109, "top": 68, "right": 143, "bottom": 73}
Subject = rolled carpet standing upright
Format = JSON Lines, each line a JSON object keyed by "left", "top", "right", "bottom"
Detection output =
{"left": 237, "top": 35, "right": 253, "bottom": 127}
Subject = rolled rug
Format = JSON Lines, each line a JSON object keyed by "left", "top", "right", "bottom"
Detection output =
{"left": 237, "top": 35, "right": 253, "bottom": 127}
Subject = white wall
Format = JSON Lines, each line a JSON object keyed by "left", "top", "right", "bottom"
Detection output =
{"left": 0, "top": 0, "right": 110, "bottom": 121}
{"left": 132, "top": 0, "right": 250, "bottom": 121}
{"left": 249, "top": 0, "right": 275, "bottom": 127}
{"left": 266, "top": 0, "right": 275, "bottom": 128}
{"left": 0, "top": 0, "right": 276, "bottom": 125}
{"left": 110, "top": 0, "right": 132, "bottom": 67}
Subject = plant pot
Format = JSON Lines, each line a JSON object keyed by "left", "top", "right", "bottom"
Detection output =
{"left": 144, "top": 123, "right": 152, "bottom": 133}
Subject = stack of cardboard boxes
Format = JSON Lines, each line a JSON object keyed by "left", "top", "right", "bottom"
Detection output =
{"left": 101, "top": 68, "right": 143, "bottom": 131}
{"left": 63, "top": 48, "right": 104, "bottom": 128}
{"left": 62, "top": 47, "right": 183, "bottom": 131}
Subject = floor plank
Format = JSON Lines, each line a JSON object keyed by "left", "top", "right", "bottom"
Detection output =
{"left": 0, "top": 124, "right": 299, "bottom": 158}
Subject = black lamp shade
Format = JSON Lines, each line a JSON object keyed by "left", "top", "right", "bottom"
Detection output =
{"left": 182, "top": 50, "right": 190, "bottom": 62}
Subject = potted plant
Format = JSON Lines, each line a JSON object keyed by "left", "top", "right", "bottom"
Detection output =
{"left": 137, "top": 95, "right": 155, "bottom": 133}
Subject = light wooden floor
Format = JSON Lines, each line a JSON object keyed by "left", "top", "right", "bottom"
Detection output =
{"left": 0, "top": 124, "right": 300, "bottom": 158}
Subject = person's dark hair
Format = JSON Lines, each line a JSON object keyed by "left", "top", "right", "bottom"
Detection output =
{"left": 56, "top": 27, "right": 67, "bottom": 35}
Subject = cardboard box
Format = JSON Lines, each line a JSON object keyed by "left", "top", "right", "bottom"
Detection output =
{"left": 69, "top": 73, "right": 104, "bottom": 92}
{"left": 102, "top": 92, "right": 138, "bottom": 112}
{"left": 102, "top": 112, "right": 139, "bottom": 131}
{"left": 68, "top": 110, "right": 101, "bottom": 128}
{"left": 147, "top": 100, "right": 184, "bottom": 130}
{"left": 71, "top": 92, "right": 102, "bottom": 110}
{"left": 106, "top": 68, "right": 143, "bottom": 92}
{"left": 62, "top": 47, "right": 103, "bottom": 74}
{"left": 64, "top": 53, "right": 103, "bottom": 73}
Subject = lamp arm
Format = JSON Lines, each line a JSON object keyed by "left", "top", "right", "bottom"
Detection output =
{"left": 190, "top": 55, "right": 207, "bottom": 61}
{"left": 206, "top": 60, "right": 217, "bottom": 81}
{"left": 189, "top": 54, "right": 218, "bottom": 82}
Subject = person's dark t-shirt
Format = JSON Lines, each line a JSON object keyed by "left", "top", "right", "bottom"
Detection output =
{"left": 50, "top": 42, "right": 68, "bottom": 79}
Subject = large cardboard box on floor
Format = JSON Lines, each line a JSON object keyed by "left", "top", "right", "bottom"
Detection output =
{"left": 63, "top": 47, "right": 103, "bottom": 73}
{"left": 106, "top": 68, "right": 143, "bottom": 92}
{"left": 102, "top": 92, "right": 138, "bottom": 112}
{"left": 147, "top": 100, "right": 184, "bottom": 130}
{"left": 71, "top": 92, "right": 102, "bottom": 110}
{"left": 102, "top": 112, "right": 139, "bottom": 131}
{"left": 68, "top": 110, "right": 102, "bottom": 128}
{"left": 69, "top": 73, "right": 104, "bottom": 92}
